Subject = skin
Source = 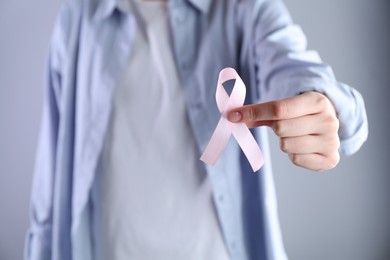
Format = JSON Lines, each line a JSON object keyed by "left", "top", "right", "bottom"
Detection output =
{"left": 143, "top": 1, "right": 339, "bottom": 172}
{"left": 227, "top": 91, "right": 340, "bottom": 172}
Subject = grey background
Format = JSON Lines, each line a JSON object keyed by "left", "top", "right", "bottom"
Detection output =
{"left": 0, "top": 0, "right": 389, "bottom": 259}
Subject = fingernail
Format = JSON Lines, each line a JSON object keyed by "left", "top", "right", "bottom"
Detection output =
{"left": 228, "top": 111, "right": 242, "bottom": 123}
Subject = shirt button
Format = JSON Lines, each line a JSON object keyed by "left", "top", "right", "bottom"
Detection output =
{"left": 218, "top": 194, "right": 224, "bottom": 202}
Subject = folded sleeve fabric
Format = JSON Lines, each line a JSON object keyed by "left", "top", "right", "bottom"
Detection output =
{"left": 243, "top": 0, "right": 368, "bottom": 156}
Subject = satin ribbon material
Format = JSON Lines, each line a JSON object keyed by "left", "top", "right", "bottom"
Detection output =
{"left": 200, "top": 68, "right": 264, "bottom": 172}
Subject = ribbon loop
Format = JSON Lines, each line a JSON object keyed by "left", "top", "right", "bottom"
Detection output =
{"left": 200, "top": 68, "right": 264, "bottom": 172}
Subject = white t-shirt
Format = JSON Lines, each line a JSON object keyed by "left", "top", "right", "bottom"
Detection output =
{"left": 92, "top": 0, "right": 230, "bottom": 259}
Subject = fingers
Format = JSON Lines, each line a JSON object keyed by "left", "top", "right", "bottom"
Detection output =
{"left": 280, "top": 130, "right": 340, "bottom": 172}
{"left": 272, "top": 113, "right": 338, "bottom": 137}
{"left": 228, "top": 92, "right": 330, "bottom": 123}
{"left": 248, "top": 109, "right": 339, "bottom": 139}
{"left": 229, "top": 91, "right": 340, "bottom": 172}
{"left": 280, "top": 135, "right": 340, "bottom": 155}
{"left": 289, "top": 153, "right": 340, "bottom": 172}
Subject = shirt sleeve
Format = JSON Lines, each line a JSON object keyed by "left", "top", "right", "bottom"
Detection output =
{"left": 25, "top": 4, "right": 67, "bottom": 259}
{"left": 248, "top": 0, "right": 368, "bottom": 155}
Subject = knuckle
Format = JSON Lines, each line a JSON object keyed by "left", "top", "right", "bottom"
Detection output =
{"left": 315, "top": 93, "right": 328, "bottom": 110}
{"left": 291, "top": 154, "right": 301, "bottom": 167}
{"left": 333, "top": 117, "right": 340, "bottom": 132}
{"left": 273, "top": 121, "right": 285, "bottom": 136}
{"left": 330, "top": 117, "right": 340, "bottom": 132}
{"left": 280, "top": 138, "right": 289, "bottom": 153}
{"left": 334, "top": 137, "right": 341, "bottom": 150}
{"left": 327, "top": 135, "right": 340, "bottom": 151}
{"left": 273, "top": 102, "right": 289, "bottom": 118}
{"left": 324, "top": 114, "right": 339, "bottom": 133}
{"left": 322, "top": 152, "right": 340, "bottom": 171}
{"left": 327, "top": 152, "right": 340, "bottom": 169}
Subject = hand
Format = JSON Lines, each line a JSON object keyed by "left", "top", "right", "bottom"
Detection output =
{"left": 228, "top": 92, "right": 340, "bottom": 171}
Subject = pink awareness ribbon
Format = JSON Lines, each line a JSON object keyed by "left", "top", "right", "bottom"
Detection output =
{"left": 200, "top": 68, "right": 264, "bottom": 172}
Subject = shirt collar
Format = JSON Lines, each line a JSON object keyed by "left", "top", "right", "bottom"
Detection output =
{"left": 93, "top": 0, "right": 212, "bottom": 20}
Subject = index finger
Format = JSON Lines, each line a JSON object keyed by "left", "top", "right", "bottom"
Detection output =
{"left": 227, "top": 92, "right": 326, "bottom": 123}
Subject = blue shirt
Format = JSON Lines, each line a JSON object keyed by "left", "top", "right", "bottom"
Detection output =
{"left": 25, "top": 0, "right": 368, "bottom": 259}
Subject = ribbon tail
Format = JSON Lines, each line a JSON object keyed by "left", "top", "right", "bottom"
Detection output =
{"left": 233, "top": 124, "right": 264, "bottom": 172}
{"left": 200, "top": 117, "right": 233, "bottom": 166}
